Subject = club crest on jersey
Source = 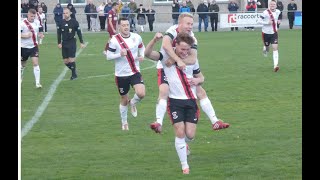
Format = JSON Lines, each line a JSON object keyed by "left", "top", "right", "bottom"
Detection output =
{"left": 69, "top": 28, "right": 72, "bottom": 33}
{"left": 172, "top": 112, "right": 178, "bottom": 119}
{"left": 163, "top": 76, "right": 167, "bottom": 82}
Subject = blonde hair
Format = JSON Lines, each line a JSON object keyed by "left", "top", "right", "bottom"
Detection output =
{"left": 178, "top": 12, "right": 194, "bottom": 23}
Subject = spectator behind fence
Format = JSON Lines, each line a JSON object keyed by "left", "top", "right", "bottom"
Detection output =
{"left": 186, "top": 0, "right": 195, "bottom": 13}
{"left": 197, "top": 0, "right": 209, "bottom": 32}
{"left": 208, "top": 0, "right": 219, "bottom": 32}
{"left": 98, "top": 2, "right": 106, "bottom": 31}
{"left": 276, "top": 0, "right": 284, "bottom": 29}
{"left": 89, "top": 2, "right": 98, "bottom": 32}
{"left": 245, "top": 0, "right": 256, "bottom": 31}
{"left": 287, "top": 0, "right": 297, "bottom": 29}
{"left": 121, "top": 3, "right": 130, "bottom": 18}
{"left": 179, "top": 1, "right": 190, "bottom": 13}
{"left": 135, "top": 4, "right": 146, "bottom": 32}
{"left": 128, "top": 0, "right": 138, "bottom": 32}
{"left": 53, "top": 3, "right": 63, "bottom": 27}
{"left": 40, "top": 2, "right": 48, "bottom": 33}
{"left": 104, "top": 0, "right": 113, "bottom": 31}
{"left": 172, "top": 0, "right": 180, "bottom": 25}
{"left": 84, "top": 0, "right": 94, "bottom": 31}
{"left": 228, "top": 0, "right": 239, "bottom": 31}
{"left": 67, "top": 3, "right": 77, "bottom": 20}
{"left": 145, "top": 6, "right": 155, "bottom": 32}
{"left": 28, "top": 0, "right": 39, "bottom": 12}
{"left": 21, "top": 1, "right": 29, "bottom": 18}
{"left": 117, "top": 0, "right": 124, "bottom": 13}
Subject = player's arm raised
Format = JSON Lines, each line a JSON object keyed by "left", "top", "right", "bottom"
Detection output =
{"left": 144, "top": 32, "right": 163, "bottom": 61}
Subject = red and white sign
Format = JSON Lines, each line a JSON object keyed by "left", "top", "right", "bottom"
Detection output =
{"left": 220, "top": 12, "right": 263, "bottom": 28}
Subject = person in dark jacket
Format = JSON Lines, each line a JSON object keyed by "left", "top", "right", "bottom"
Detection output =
{"left": 135, "top": 4, "right": 146, "bottom": 32}
{"left": 84, "top": 0, "right": 94, "bottom": 31}
{"left": 67, "top": 3, "right": 77, "bottom": 20}
{"left": 228, "top": 0, "right": 239, "bottom": 31}
{"left": 145, "top": 6, "right": 155, "bottom": 32}
{"left": 276, "top": 0, "right": 284, "bottom": 28}
{"left": 208, "top": 0, "right": 219, "bottom": 31}
{"left": 28, "top": 0, "right": 38, "bottom": 11}
{"left": 21, "top": 1, "right": 29, "bottom": 18}
{"left": 172, "top": 0, "right": 180, "bottom": 25}
{"left": 53, "top": 3, "right": 63, "bottom": 27}
{"left": 197, "top": 0, "right": 209, "bottom": 32}
{"left": 287, "top": 0, "right": 297, "bottom": 29}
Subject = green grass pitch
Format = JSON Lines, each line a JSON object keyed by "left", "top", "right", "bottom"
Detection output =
{"left": 20, "top": 29, "right": 302, "bottom": 179}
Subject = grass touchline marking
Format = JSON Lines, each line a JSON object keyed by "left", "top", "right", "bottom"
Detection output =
{"left": 21, "top": 42, "right": 89, "bottom": 139}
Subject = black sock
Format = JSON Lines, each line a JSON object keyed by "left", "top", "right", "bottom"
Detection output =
{"left": 65, "top": 63, "right": 72, "bottom": 69}
{"left": 69, "top": 62, "right": 77, "bottom": 76}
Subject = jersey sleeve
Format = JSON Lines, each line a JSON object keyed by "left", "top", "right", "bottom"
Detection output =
{"left": 106, "top": 36, "right": 121, "bottom": 60}
{"left": 20, "top": 20, "right": 25, "bottom": 32}
{"left": 164, "top": 26, "right": 177, "bottom": 41}
{"left": 137, "top": 34, "right": 145, "bottom": 58}
{"left": 193, "top": 59, "right": 200, "bottom": 74}
{"left": 192, "top": 37, "right": 198, "bottom": 50}
{"left": 257, "top": 11, "right": 269, "bottom": 24}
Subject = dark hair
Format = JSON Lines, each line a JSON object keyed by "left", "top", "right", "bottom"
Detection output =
{"left": 176, "top": 32, "right": 195, "bottom": 46}
{"left": 112, "top": 2, "right": 118, "bottom": 7}
{"left": 118, "top": 17, "right": 129, "bottom": 24}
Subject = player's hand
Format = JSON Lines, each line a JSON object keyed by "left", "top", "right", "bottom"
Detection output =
{"left": 39, "top": 33, "right": 44, "bottom": 38}
{"left": 137, "top": 56, "right": 144, "bottom": 62}
{"left": 154, "top": 32, "right": 163, "bottom": 42}
{"left": 176, "top": 60, "right": 186, "bottom": 70}
{"left": 80, "top": 43, "right": 86, "bottom": 48}
{"left": 120, "top": 49, "right": 127, "bottom": 56}
{"left": 57, "top": 44, "right": 62, "bottom": 49}
{"left": 165, "top": 58, "right": 175, "bottom": 67}
{"left": 188, "top": 78, "right": 202, "bottom": 86}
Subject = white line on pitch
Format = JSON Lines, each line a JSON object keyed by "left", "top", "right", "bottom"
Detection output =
{"left": 21, "top": 42, "right": 89, "bottom": 139}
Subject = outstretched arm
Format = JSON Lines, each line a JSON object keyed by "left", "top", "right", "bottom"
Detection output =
{"left": 144, "top": 32, "right": 163, "bottom": 61}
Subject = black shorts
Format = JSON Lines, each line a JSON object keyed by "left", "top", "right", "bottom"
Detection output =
{"left": 167, "top": 98, "right": 200, "bottom": 125}
{"left": 115, "top": 72, "right": 144, "bottom": 96}
{"left": 157, "top": 68, "right": 168, "bottom": 86}
{"left": 21, "top": 46, "right": 39, "bottom": 61}
{"left": 62, "top": 39, "right": 76, "bottom": 59}
{"left": 262, "top": 32, "right": 278, "bottom": 46}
